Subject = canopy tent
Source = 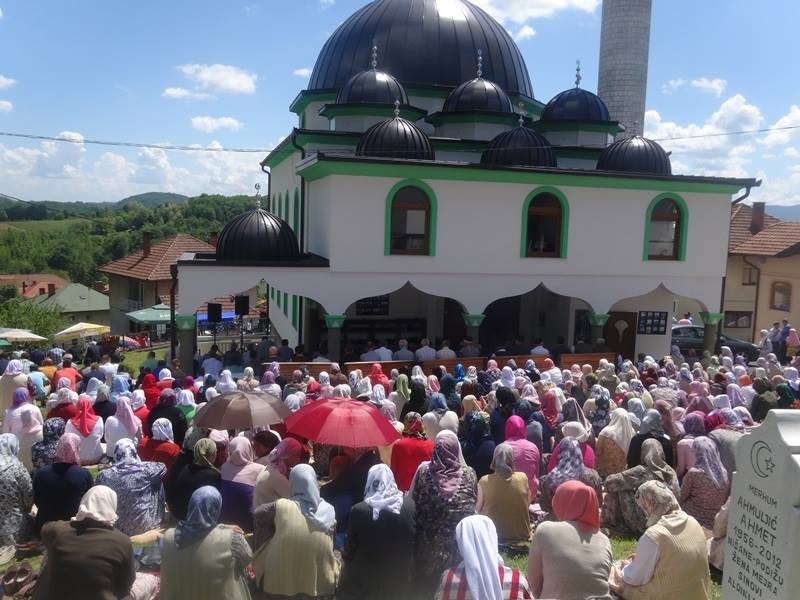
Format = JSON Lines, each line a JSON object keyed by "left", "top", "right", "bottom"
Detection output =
{"left": 54, "top": 322, "right": 110, "bottom": 342}
{"left": 126, "top": 304, "right": 171, "bottom": 325}
{"left": 0, "top": 329, "right": 47, "bottom": 342}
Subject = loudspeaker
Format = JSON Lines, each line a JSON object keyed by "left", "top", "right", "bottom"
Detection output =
{"left": 235, "top": 295, "right": 250, "bottom": 316}
{"left": 207, "top": 302, "right": 222, "bottom": 323}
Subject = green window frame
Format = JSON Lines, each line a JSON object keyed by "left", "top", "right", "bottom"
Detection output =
{"left": 283, "top": 190, "right": 289, "bottom": 223}
{"left": 520, "top": 186, "right": 569, "bottom": 258}
{"left": 384, "top": 179, "right": 438, "bottom": 256}
{"left": 283, "top": 292, "right": 288, "bottom": 317}
{"left": 293, "top": 189, "right": 300, "bottom": 233}
{"left": 643, "top": 193, "right": 688, "bottom": 261}
{"left": 291, "top": 295, "right": 298, "bottom": 328}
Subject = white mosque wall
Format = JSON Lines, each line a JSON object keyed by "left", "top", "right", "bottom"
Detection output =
{"left": 610, "top": 287, "right": 677, "bottom": 360}
{"left": 434, "top": 121, "right": 513, "bottom": 141}
{"left": 538, "top": 129, "right": 613, "bottom": 151}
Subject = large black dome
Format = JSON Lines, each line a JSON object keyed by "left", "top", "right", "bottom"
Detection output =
{"left": 309, "top": 0, "right": 534, "bottom": 98}
{"left": 442, "top": 77, "right": 513, "bottom": 113}
{"left": 356, "top": 117, "right": 434, "bottom": 160}
{"left": 216, "top": 207, "right": 300, "bottom": 262}
{"left": 541, "top": 88, "right": 610, "bottom": 122}
{"left": 336, "top": 69, "right": 409, "bottom": 105}
{"left": 597, "top": 135, "right": 672, "bottom": 175}
{"left": 481, "top": 127, "right": 556, "bottom": 168}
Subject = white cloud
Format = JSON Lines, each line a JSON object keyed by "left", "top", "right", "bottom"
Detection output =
{"left": 784, "top": 147, "right": 800, "bottom": 158}
{"left": 661, "top": 78, "right": 686, "bottom": 94}
{"left": 162, "top": 86, "right": 210, "bottom": 100}
{"left": 177, "top": 63, "right": 257, "bottom": 95}
{"left": 30, "top": 131, "right": 86, "bottom": 179}
{"left": 0, "top": 100, "right": 11, "bottom": 112}
{"left": 470, "top": 0, "right": 599, "bottom": 24}
{"left": 320, "top": 0, "right": 335, "bottom": 6}
{"left": 0, "top": 75, "right": 15, "bottom": 90}
{"left": 513, "top": 25, "right": 536, "bottom": 41}
{"left": 191, "top": 116, "right": 244, "bottom": 133}
{"left": 0, "top": 8, "right": 3, "bottom": 19}
{"left": 690, "top": 77, "right": 727, "bottom": 97}
{"left": 293, "top": 68, "right": 312, "bottom": 78}
{"left": 762, "top": 105, "right": 800, "bottom": 147}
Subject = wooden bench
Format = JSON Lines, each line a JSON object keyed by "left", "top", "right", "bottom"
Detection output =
{"left": 423, "top": 357, "right": 486, "bottom": 374}
{"left": 271, "top": 362, "right": 333, "bottom": 380}
{"left": 343, "top": 360, "right": 415, "bottom": 375}
{"left": 558, "top": 353, "right": 616, "bottom": 370}
{"left": 493, "top": 355, "right": 552, "bottom": 370}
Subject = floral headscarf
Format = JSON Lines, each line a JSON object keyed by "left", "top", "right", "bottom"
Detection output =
{"left": 363, "top": 464, "right": 403, "bottom": 520}
{"left": 547, "top": 437, "right": 584, "bottom": 493}
{"left": 152, "top": 418, "right": 174, "bottom": 442}
{"left": 175, "top": 486, "right": 221, "bottom": 549}
{"left": 55, "top": 432, "right": 82, "bottom": 465}
{"left": 636, "top": 480, "right": 680, "bottom": 527}
{"left": 692, "top": 436, "right": 728, "bottom": 489}
{"left": 113, "top": 437, "right": 140, "bottom": 465}
{"left": 266, "top": 438, "right": 306, "bottom": 477}
{"left": 402, "top": 411, "right": 425, "bottom": 439}
{"left": 429, "top": 430, "right": 463, "bottom": 500}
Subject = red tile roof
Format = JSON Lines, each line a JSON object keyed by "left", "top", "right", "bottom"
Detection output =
{"left": 730, "top": 221, "right": 800, "bottom": 256}
{"left": 99, "top": 234, "right": 214, "bottom": 281}
{"left": 728, "top": 204, "right": 782, "bottom": 252}
{"left": 0, "top": 274, "right": 70, "bottom": 298}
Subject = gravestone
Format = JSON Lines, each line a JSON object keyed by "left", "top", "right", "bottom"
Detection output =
{"left": 723, "top": 410, "right": 800, "bottom": 600}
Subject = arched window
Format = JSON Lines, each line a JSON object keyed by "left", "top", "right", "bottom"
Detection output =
{"left": 521, "top": 188, "right": 568, "bottom": 258}
{"left": 387, "top": 185, "right": 433, "bottom": 255}
{"left": 646, "top": 196, "right": 687, "bottom": 260}
{"left": 771, "top": 281, "right": 791, "bottom": 311}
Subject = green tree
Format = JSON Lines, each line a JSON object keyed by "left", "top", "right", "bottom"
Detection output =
{"left": 0, "top": 298, "right": 66, "bottom": 339}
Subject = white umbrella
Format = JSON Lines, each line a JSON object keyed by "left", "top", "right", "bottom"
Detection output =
{"left": 0, "top": 329, "right": 48, "bottom": 342}
{"left": 54, "top": 322, "right": 110, "bottom": 342}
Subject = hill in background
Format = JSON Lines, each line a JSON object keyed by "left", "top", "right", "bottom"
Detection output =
{"left": 116, "top": 192, "right": 189, "bottom": 207}
{"left": 765, "top": 204, "right": 800, "bottom": 221}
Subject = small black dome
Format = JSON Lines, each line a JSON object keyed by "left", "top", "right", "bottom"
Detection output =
{"left": 216, "top": 207, "right": 300, "bottom": 261}
{"left": 541, "top": 88, "right": 610, "bottom": 122}
{"left": 336, "top": 69, "right": 409, "bottom": 105}
{"left": 442, "top": 78, "right": 513, "bottom": 113}
{"left": 356, "top": 117, "right": 435, "bottom": 160}
{"left": 481, "top": 127, "right": 556, "bottom": 168}
{"left": 597, "top": 135, "right": 672, "bottom": 175}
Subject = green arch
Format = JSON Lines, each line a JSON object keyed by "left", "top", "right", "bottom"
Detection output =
{"left": 643, "top": 192, "right": 688, "bottom": 261}
{"left": 293, "top": 188, "right": 300, "bottom": 233}
{"left": 520, "top": 186, "right": 570, "bottom": 258}
{"left": 384, "top": 179, "right": 438, "bottom": 256}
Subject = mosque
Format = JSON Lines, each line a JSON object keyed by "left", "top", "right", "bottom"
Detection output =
{"left": 175, "top": 0, "right": 759, "bottom": 364}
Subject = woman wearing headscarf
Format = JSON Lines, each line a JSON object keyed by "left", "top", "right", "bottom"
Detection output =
{"left": 252, "top": 463, "right": 338, "bottom": 599}
{"left": 502, "top": 415, "right": 540, "bottom": 498}
{"left": 460, "top": 410, "right": 496, "bottom": 480}
{"left": 610, "top": 481, "right": 711, "bottom": 600}
{"left": 679, "top": 437, "right": 729, "bottom": 529}
{"left": 435, "top": 515, "right": 532, "bottom": 600}
{"left": 627, "top": 409, "right": 674, "bottom": 468}
{"left": 400, "top": 378, "right": 428, "bottom": 420}
{"left": 528, "top": 480, "right": 612, "bottom": 600}
{"left": 3, "top": 387, "right": 43, "bottom": 471}
{"left": 439, "top": 373, "right": 461, "bottom": 413}
{"left": 46, "top": 383, "right": 79, "bottom": 421}
{"left": 32, "top": 432, "right": 92, "bottom": 535}
{"left": 0, "top": 360, "right": 28, "bottom": 415}
{"left": 30, "top": 417, "right": 66, "bottom": 471}
{"left": 367, "top": 363, "right": 391, "bottom": 395}
{"left": 750, "top": 377, "right": 777, "bottom": 422}
{"left": 103, "top": 396, "right": 142, "bottom": 459}
{"left": 676, "top": 411, "right": 707, "bottom": 479}
{"left": 595, "top": 408, "right": 636, "bottom": 478}
{"left": 0, "top": 434, "right": 33, "bottom": 553}
{"left": 170, "top": 438, "right": 221, "bottom": 520}
{"left": 236, "top": 366, "right": 259, "bottom": 392}
{"left": 549, "top": 421, "right": 595, "bottom": 472}
{"left": 176, "top": 388, "right": 197, "bottom": 423}
{"left": 389, "top": 412, "right": 435, "bottom": 492}
{"left": 531, "top": 390, "right": 562, "bottom": 454}
{"left": 140, "top": 372, "right": 161, "bottom": 409}
{"left": 35, "top": 486, "right": 138, "bottom": 600}
{"left": 707, "top": 410, "right": 745, "bottom": 483}
{"left": 476, "top": 444, "right": 531, "bottom": 543}
{"left": 425, "top": 374, "right": 441, "bottom": 397}
{"left": 63, "top": 394, "right": 103, "bottom": 465}
{"left": 412, "top": 430, "right": 478, "bottom": 595}
{"left": 138, "top": 417, "right": 181, "bottom": 471}
{"left": 89, "top": 383, "right": 116, "bottom": 431}
{"left": 95, "top": 438, "right": 166, "bottom": 536}
{"left": 219, "top": 436, "right": 264, "bottom": 532}
{"left": 215, "top": 369, "right": 238, "bottom": 394}
{"left": 539, "top": 437, "right": 602, "bottom": 514}
{"left": 338, "top": 464, "right": 415, "bottom": 600}
{"left": 145, "top": 388, "right": 188, "bottom": 446}
{"left": 259, "top": 371, "right": 282, "bottom": 398}
{"left": 602, "top": 439, "right": 680, "bottom": 538}
{"left": 388, "top": 373, "right": 410, "bottom": 417}
{"left": 253, "top": 438, "right": 309, "bottom": 506}
{"left": 130, "top": 388, "right": 150, "bottom": 425}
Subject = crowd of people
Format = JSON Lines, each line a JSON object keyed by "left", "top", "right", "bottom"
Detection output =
{"left": 0, "top": 340, "right": 797, "bottom": 599}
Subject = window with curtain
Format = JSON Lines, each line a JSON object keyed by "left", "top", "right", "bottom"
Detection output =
{"left": 390, "top": 186, "right": 430, "bottom": 255}
{"left": 648, "top": 198, "right": 681, "bottom": 260}
{"left": 771, "top": 281, "right": 791, "bottom": 311}
{"left": 525, "top": 193, "right": 562, "bottom": 258}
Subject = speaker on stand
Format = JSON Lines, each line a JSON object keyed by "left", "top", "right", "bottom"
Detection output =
{"left": 235, "top": 295, "right": 249, "bottom": 349}
{"left": 207, "top": 302, "right": 222, "bottom": 346}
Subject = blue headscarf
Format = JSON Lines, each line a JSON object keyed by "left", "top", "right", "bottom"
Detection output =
{"left": 175, "top": 486, "right": 221, "bottom": 549}
{"left": 453, "top": 363, "right": 465, "bottom": 383}
{"left": 428, "top": 392, "right": 447, "bottom": 414}
{"left": 110, "top": 375, "right": 131, "bottom": 402}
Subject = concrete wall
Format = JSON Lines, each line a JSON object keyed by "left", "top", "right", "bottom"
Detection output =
{"left": 611, "top": 287, "right": 674, "bottom": 359}
{"left": 755, "top": 255, "right": 800, "bottom": 332}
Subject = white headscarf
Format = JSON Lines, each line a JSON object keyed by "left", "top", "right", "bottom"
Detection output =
{"left": 599, "top": 408, "right": 636, "bottom": 453}
{"left": 72, "top": 485, "right": 118, "bottom": 526}
{"left": 131, "top": 389, "right": 146, "bottom": 410}
{"left": 410, "top": 365, "right": 426, "bottom": 385}
{"left": 290, "top": 464, "right": 336, "bottom": 532}
{"left": 158, "top": 368, "right": 173, "bottom": 382}
{"left": 152, "top": 418, "right": 174, "bottom": 442}
{"left": 177, "top": 389, "right": 196, "bottom": 408}
{"left": 455, "top": 515, "right": 503, "bottom": 600}
{"left": 216, "top": 370, "right": 237, "bottom": 393}
{"left": 205, "top": 387, "right": 220, "bottom": 402}
{"left": 363, "top": 464, "right": 403, "bottom": 520}
{"left": 499, "top": 366, "right": 515, "bottom": 389}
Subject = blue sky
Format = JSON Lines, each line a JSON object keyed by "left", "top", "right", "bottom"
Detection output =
{"left": 0, "top": 0, "right": 798, "bottom": 204}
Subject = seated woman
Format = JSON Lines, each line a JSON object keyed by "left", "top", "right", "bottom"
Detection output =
{"left": 253, "top": 437, "right": 308, "bottom": 507}
{"left": 531, "top": 390, "right": 563, "bottom": 454}
{"left": 611, "top": 480, "right": 711, "bottom": 600}
{"left": 627, "top": 409, "right": 674, "bottom": 468}
{"left": 477, "top": 443, "right": 531, "bottom": 543}
{"left": 160, "top": 486, "right": 252, "bottom": 600}
{"left": 103, "top": 397, "right": 142, "bottom": 459}
{"left": 389, "top": 412, "right": 434, "bottom": 492}
{"left": 547, "top": 421, "right": 595, "bottom": 472}
{"left": 528, "top": 480, "right": 612, "bottom": 600}
{"left": 338, "top": 464, "right": 416, "bottom": 600}
{"left": 436, "top": 515, "right": 532, "bottom": 600}
{"left": 170, "top": 438, "right": 221, "bottom": 520}
{"left": 0, "top": 434, "right": 33, "bottom": 550}
{"left": 220, "top": 436, "right": 264, "bottom": 532}
{"left": 32, "top": 433, "right": 93, "bottom": 535}
{"left": 602, "top": 438, "right": 680, "bottom": 538}
{"left": 145, "top": 388, "right": 188, "bottom": 446}
{"left": 675, "top": 411, "right": 706, "bottom": 479}
{"left": 63, "top": 395, "right": 104, "bottom": 466}
{"left": 595, "top": 408, "right": 636, "bottom": 479}
{"left": 130, "top": 389, "right": 150, "bottom": 426}
{"left": 137, "top": 417, "right": 181, "bottom": 471}
{"left": 31, "top": 417, "right": 66, "bottom": 471}
{"left": 252, "top": 464, "right": 339, "bottom": 599}
{"left": 503, "top": 415, "right": 540, "bottom": 498}
{"left": 539, "top": 437, "right": 602, "bottom": 514}
{"left": 460, "top": 409, "right": 496, "bottom": 480}
{"left": 95, "top": 438, "right": 166, "bottom": 536}
{"left": 46, "top": 384, "right": 79, "bottom": 421}
{"left": 679, "top": 437, "right": 730, "bottom": 529}
{"left": 3, "top": 387, "right": 44, "bottom": 471}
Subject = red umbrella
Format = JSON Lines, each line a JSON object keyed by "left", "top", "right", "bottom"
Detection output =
{"left": 284, "top": 398, "right": 401, "bottom": 448}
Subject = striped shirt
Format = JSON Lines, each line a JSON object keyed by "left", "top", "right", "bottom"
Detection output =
{"left": 436, "top": 565, "right": 532, "bottom": 600}
{"left": 415, "top": 345, "right": 437, "bottom": 362}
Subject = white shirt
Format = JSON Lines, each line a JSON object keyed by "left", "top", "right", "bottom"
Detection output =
{"left": 104, "top": 415, "right": 142, "bottom": 458}
{"left": 2, "top": 404, "right": 44, "bottom": 435}
{"left": 621, "top": 535, "right": 660, "bottom": 586}
{"left": 202, "top": 357, "right": 222, "bottom": 378}
{"left": 64, "top": 418, "right": 105, "bottom": 465}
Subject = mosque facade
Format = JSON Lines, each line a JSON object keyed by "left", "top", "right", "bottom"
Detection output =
{"left": 176, "top": 0, "right": 759, "bottom": 362}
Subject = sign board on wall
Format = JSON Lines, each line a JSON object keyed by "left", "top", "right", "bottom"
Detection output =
{"left": 355, "top": 295, "right": 390, "bottom": 316}
{"left": 636, "top": 311, "right": 668, "bottom": 335}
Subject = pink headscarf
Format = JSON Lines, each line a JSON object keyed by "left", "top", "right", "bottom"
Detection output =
{"left": 55, "top": 432, "right": 82, "bottom": 465}
{"left": 114, "top": 397, "right": 138, "bottom": 436}
{"left": 426, "top": 375, "right": 441, "bottom": 395}
{"left": 220, "top": 436, "right": 264, "bottom": 486}
{"left": 486, "top": 359, "right": 500, "bottom": 373}
{"left": 266, "top": 438, "right": 306, "bottom": 477}
{"left": 429, "top": 431, "right": 463, "bottom": 500}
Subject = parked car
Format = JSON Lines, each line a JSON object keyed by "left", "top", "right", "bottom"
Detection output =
{"left": 671, "top": 325, "right": 760, "bottom": 363}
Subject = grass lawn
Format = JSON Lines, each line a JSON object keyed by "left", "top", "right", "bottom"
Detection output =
{"left": 120, "top": 348, "right": 152, "bottom": 374}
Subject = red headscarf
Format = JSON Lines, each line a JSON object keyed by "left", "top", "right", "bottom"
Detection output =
{"left": 70, "top": 395, "right": 99, "bottom": 438}
{"left": 368, "top": 363, "right": 391, "bottom": 395}
{"left": 704, "top": 412, "right": 726, "bottom": 434}
{"left": 552, "top": 479, "right": 600, "bottom": 532}
{"left": 543, "top": 358, "right": 555, "bottom": 370}
{"left": 141, "top": 373, "right": 161, "bottom": 409}
{"left": 541, "top": 390, "right": 559, "bottom": 429}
